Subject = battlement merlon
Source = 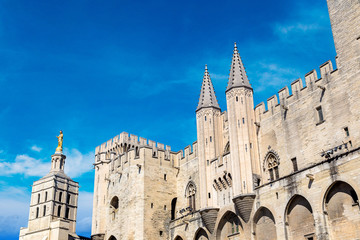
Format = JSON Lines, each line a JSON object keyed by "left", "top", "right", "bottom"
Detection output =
{"left": 254, "top": 59, "right": 337, "bottom": 120}
{"left": 95, "top": 131, "right": 171, "bottom": 155}
{"left": 94, "top": 132, "right": 198, "bottom": 165}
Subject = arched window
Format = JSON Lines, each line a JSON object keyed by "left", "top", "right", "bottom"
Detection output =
{"left": 265, "top": 153, "right": 279, "bottom": 181}
{"left": 110, "top": 196, "right": 119, "bottom": 209}
{"left": 171, "top": 198, "right": 177, "bottom": 220}
{"left": 186, "top": 182, "right": 196, "bottom": 212}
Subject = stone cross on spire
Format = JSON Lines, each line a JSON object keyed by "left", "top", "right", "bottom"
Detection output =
{"left": 196, "top": 65, "right": 220, "bottom": 112}
{"left": 226, "top": 42, "right": 252, "bottom": 92}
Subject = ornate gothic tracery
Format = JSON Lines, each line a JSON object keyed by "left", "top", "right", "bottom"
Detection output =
{"left": 264, "top": 151, "right": 280, "bottom": 181}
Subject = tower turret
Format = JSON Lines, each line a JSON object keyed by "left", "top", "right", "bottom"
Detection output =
{"left": 196, "top": 65, "right": 222, "bottom": 208}
{"left": 225, "top": 43, "right": 260, "bottom": 196}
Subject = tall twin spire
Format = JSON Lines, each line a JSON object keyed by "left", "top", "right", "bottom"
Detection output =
{"left": 196, "top": 65, "right": 220, "bottom": 111}
{"left": 196, "top": 43, "right": 251, "bottom": 111}
{"left": 226, "top": 42, "right": 251, "bottom": 91}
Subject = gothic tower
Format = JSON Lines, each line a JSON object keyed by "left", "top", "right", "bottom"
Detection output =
{"left": 225, "top": 43, "right": 260, "bottom": 196}
{"left": 19, "top": 132, "right": 80, "bottom": 240}
{"left": 196, "top": 65, "right": 222, "bottom": 208}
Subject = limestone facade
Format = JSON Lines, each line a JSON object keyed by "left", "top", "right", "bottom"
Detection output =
{"left": 91, "top": 0, "right": 360, "bottom": 239}
{"left": 19, "top": 152, "right": 82, "bottom": 240}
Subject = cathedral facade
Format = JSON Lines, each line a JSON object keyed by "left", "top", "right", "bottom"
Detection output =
{"left": 91, "top": 0, "right": 360, "bottom": 239}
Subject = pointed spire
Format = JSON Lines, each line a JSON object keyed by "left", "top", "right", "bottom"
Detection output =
{"left": 226, "top": 42, "right": 252, "bottom": 92}
{"left": 196, "top": 65, "right": 220, "bottom": 112}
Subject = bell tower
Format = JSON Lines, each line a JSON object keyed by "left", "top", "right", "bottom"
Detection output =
{"left": 19, "top": 131, "right": 81, "bottom": 240}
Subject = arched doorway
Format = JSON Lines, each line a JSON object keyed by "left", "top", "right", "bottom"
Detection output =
{"left": 285, "top": 195, "right": 315, "bottom": 240}
{"left": 174, "top": 236, "right": 184, "bottom": 240}
{"left": 324, "top": 181, "right": 360, "bottom": 239}
{"left": 253, "top": 207, "right": 276, "bottom": 240}
{"left": 216, "top": 211, "right": 243, "bottom": 240}
{"left": 194, "top": 228, "right": 209, "bottom": 240}
{"left": 108, "top": 236, "right": 117, "bottom": 240}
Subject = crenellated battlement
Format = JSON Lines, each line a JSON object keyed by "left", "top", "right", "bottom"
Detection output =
{"left": 95, "top": 132, "right": 198, "bottom": 168}
{"left": 254, "top": 59, "right": 337, "bottom": 121}
{"left": 95, "top": 132, "right": 171, "bottom": 154}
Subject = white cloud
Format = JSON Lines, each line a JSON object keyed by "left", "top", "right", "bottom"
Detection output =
{"left": 0, "top": 154, "right": 50, "bottom": 177}
{"left": 0, "top": 186, "right": 30, "bottom": 235}
{"left": 0, "top": 149, "right": 94, "bottom": 178}
{"left": 63, "top": 148, "right": 94, "bottom": 178}
{"left": 253, "top": 63, "right": 300, "bottom": 92}
{"left": 30, "top": 145, "right": 42, "bottom": 152}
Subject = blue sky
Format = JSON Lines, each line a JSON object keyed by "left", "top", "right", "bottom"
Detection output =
{"left": 0, "top": 0, "right": 336, "bottom": 239}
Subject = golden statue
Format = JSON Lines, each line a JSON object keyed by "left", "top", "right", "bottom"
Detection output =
{"left": 55, "top": 130, "right": 63, "bottom": 153}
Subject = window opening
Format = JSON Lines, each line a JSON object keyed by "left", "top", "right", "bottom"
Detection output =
{"left": 67, "top": 194, "right": 71, "bottom": 204}
{"left": 36, "top": 207, "right": 39, "bottom": 218}
{"left": 65, "top": 207, "right": 70, "bottom": 219}
{"left": 59, "top": 192, "right": 62, "bottom": 202}
{"left": 164, "top": 174, "right": 167, "bottom": 180}
{"left": 344, "top": 127, "right": 350, "bottom": 137}
{"left": 266, "top": 153, "right": 280, "bottom": 181}
{"left": 316, "top": 106, "right": 324, "bottom": 122}
{"left": 291, "top": 158, "right": 298, "bottom": 172}
{"left": 43, "top": 205, "right": 46, "bottom": 216}
{"left": 186, "top": 182, "right": 196, "bottom": 211}
{"left": 57, "top": 206, "right": 61, "bottom": 217}
{"left": 210, "top": 136, "right": 212, "bottom": 142}
{"left": 45, "top": 192, "right": 47, "bottom": 202}
{"left": 37, "top": 194, "right": 40, "bottom": 203}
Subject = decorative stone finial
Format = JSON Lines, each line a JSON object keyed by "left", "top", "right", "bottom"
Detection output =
{"left": 55, "top": 130, "right": 63, "bottom": 153}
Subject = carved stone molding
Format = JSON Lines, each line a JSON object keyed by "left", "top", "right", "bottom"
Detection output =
{"left": 232, "top": 193, "right": 256, "bottom": 223}
{"left": 199, "top": 207, "right": 219, "bottom": 233}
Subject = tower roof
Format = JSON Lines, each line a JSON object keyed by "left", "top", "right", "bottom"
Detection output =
{"left": 196, "top": 65, "right": 220, "bottom": 112}
{"left": 226, "top": 43, "right": 252, "bottom": 92}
